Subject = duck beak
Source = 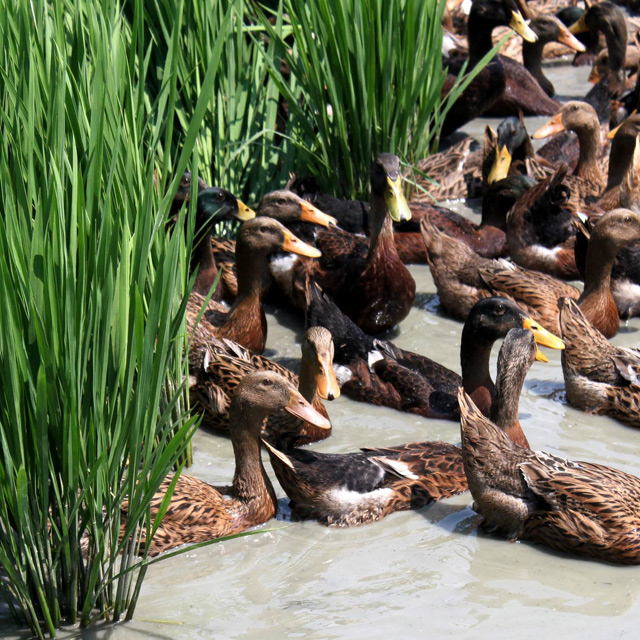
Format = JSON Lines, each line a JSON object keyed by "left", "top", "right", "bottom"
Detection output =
{"left": 385, "top": 175, "right": 412, "bottom": 223}
{"left": 557, "top": 24, "right": 587, "bottom": 52}
{"left": 285, "top": 388, "right": 332, "bottom": 429}
{"left": 298, "top": 200, "right": 338, "bottom": 227}
{"left": 488, "top": 145, "right": 512, "bottom": 184}
{"left": 236, "top": 199, "right": 256, "bottom": 221}
{"left": 607, "top": 113, "right": 636, "bottom": 139}
{"left": 509, "top": 11, "right": 537, "bottom": 43}
{"left": 315, "top": 353, "right": 341, "bottom": 401}
{"left": 569, "top": 15, "right": 589, "bottom": 35}
{"left": 281, "top": 230, "right": 322, "bottom": 258}
{"left": 588, "top": 66, "right": 601, "bottom": 84}
{"left": 532, "top": 113, "right": 565, "bottom": 139}
{"left": 534, "top": 347, "right": 549, "bottom": 363}
{"left": 522, "top": 317, "right": 566, "bottom": 351}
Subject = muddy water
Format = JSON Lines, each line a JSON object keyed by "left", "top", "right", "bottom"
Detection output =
{"left": 4, "top": 64, "right": 640, "bottom": 639}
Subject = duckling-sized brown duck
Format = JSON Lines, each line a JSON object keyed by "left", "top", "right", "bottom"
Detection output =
{"left": 305, "top": 280, "right": 563, "bottom": 420}
{"left": 533, "top": 101, "right": 607, "bottom": 207}
{"left": 189, "top": 327, "right": 340, "bottom": 448}
{"left": 505, "top": 165, "right": 580, "bottom": 280}
{"left": 125, "top": 371, "right": 330, "bottom": 556}
{"left": 441, "top": 0, "right": 540, "bottom": 136}
{"left": 459, "top": 337, "right": 640, "bottom": 565}
{"left": 291, "top": 153, "right": 414, "bottom": 334}
{"left": 559, "top": 297, "right": 640, "bottom": 428}
{"left": 188, "top": 217, "right": 321, "bottom": 354}
{"left": 422, "top": 208, "right": 640, "bottom": 337}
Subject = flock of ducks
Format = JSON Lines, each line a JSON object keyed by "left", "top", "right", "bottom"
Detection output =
{"left": 126, "top": 0, "right": 640, "bottom": 566}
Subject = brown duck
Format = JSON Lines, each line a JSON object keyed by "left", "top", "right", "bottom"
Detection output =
{"left": 189, "top": 327, "right": 340, "bottom": 448}
{"left": 124, "top": 371, "right": 330, "bottom": 555}
{"left": 188, "top": 216, "right": 321, "bottom": 354}
{"left": 292, "top": 153, "right": 415, "bottom": 334}
{"left": 559, "top": 297, "right": 640, "bottom": 429}
{"left": 460, "top": 331, "right": 640, "bottom": 564}
{"left": 421, "top": 208, "right": 640, "bottom": 338}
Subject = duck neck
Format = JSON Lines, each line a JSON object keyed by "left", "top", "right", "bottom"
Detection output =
{"left": 367, "top": 194, "right": 399, "bottom": 265}
{"left": 461, "top": 327, "right": 495, "bottom": 415}
{"left": 234, "top": 243, "right": 266, "bottom": 303}
{"left": 467, "top": 14, "right": 497, "bottom": 65}
{"left": 574, "top": 122, "right": 603, "bottom": 185}
{"left": 606, "top": 135, "right": 636, "bottom": 190}
{"left": 522, "top": 42, "right": 553, "bottom": 96}
{"left": 230, "top": 406, "right": 276, "bottom": 506}
{"left": 191, "top": 232, "right": 220, "bottom": 297}
{"left": 297, "top": 356, "right": 318, "bottom": 404}
{"left": 582, "top": 235, "right": 617, "bottom": 301}
{"left": 490, "top": 360, "right": 530, "bottom": 448}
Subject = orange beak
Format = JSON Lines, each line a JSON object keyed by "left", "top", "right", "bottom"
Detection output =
{"left": 298, "top": 200, "right": 338, "bottom": 227}
{"left": 608, "top": 112, "right": 636, "bottom": 139}
{"left": 281, "top": 230, "right": 322, "bottom": 258}
{"left": 557, "top": 25, "right": 587, "bottom": 53}
{"left": 285, "top": 387, "right": 332, "bottom": 429}
{"left": 315, "top": 353, "right": 341, "bottom": 401}
{"left": 532, "top": 113, "right": 565, "bottom": 139}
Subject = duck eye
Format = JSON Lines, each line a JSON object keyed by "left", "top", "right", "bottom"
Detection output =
{"left": 625, "top": 216, "right": 632, "bottom": 224}
{"left": 263, "top": 378, "right": 272, "bottom": 386}
{"left": 495, "top": 305, "right": 505, "bottom": 315}
{"left": 217, "top": 192, "right": 225, "bottom": 202}
{"left": 260, "top": 225, "right": 269, "bottom": 233}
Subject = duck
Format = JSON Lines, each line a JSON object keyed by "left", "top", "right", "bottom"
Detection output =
{"left": 170, "top": 171, "right": 210, "bottom": 218}
{"left": 414, "top": 116, "right": 544, "bottom": 203}
{"left": 188, "top": 216, "right": 321, "bottom": 354}
{"left": 187, "top": 187, "right": 256, "bottom": 301}
{"left": 289, "top": 153, "right": 415, "bottom": 334}
{"left": 123, "top": 371, "right": 330, "bottom": 556}
{"left": 522, "top": 15, "right": 587, "bottom": 98}
{"left": 262, "top": 437, "right": 466, "bottom": 527}
{"left": 189, "top": 327, "right": 340, "bottom": 448}
{"left": 532, "top": 101, "right": 607, "bottom": 207}
{"left": 210, "top": 189, "right": 337, "bottom": 301}
{"left": 556, "top": 5, "right": 600, "bottom": 66}
{"left": 559, "top": 297, "right": 640, "bottom": 428}
{"left": 305, "top": 280, "right": 563, "bottom": 420}
{"left": 459, "top": 339, "right": 640, "bottom": 565}
{"left": 260, "top": 320, "right": 554, "bottom": 528}
{"left": 589, "top": 45, "right": 640, "bottom": 86}
{"left": 421, "top": 208, "right": 640, "bottom": 337}
{"left": 597, "top": 113, "right": 640, "bottom": 211}
{"left": 569, "top": 1, "right": 629, "bottom": 98}
{"left": 441, "top": 0, "right": 541, "bottom": 136}
{"left": 505, "top": 164, "right": 581, "bottom": 280}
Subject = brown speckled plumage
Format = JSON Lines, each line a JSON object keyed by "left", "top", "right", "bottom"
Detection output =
{"left": 460, "top": 386, "right": 640, "bottom": 564}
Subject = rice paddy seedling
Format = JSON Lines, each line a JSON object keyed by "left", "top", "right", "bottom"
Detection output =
{"left": 0, "top": 0, "right": 228, "bottom": 635}
{"left": 256, "top": 0, "right": 502, "bottom": 199}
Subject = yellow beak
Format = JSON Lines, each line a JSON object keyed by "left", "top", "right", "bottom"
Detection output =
{"left": 569, "top": 15, "right": 589, "bottom": 35}
{"left": 488, "top": 145, "right": 512, "bottom": 184}
{"left": 237, "top": 199, "right": 256, "bottom": 221}
{"left": 522, "top": 317, "right": 565, "bottom": 354}
{"left": 509, "top": 10, "right": 538, "bottom": 43}
{"left": 281, "top": 230, "right": 322, "bottom": 258}
{"left": 385, "top": 175, "right": 412, "bottom": 223}
{"left": 608, "top": 112, "right": 635, "bottom": 139}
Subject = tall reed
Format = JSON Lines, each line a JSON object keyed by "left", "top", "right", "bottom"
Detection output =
{"left": 256, "top": 0, "right": 499, "bottom": 199}
{"left": 0, "top": 0, "right": 224, "bottom": 635}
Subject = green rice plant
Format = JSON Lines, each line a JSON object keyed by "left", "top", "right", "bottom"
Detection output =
{"left": 255, "top": 0, "right": 501, "bottom": 199}
{"left": 0, "top": 0, "right": 229, "bottom": 635}
{"left": 129, "top": 0, "right": 297, "bottom": 204}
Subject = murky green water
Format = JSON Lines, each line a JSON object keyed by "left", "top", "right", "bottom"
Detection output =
{"left": 5, "top": 63, "right": 640, "bottom": 640}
